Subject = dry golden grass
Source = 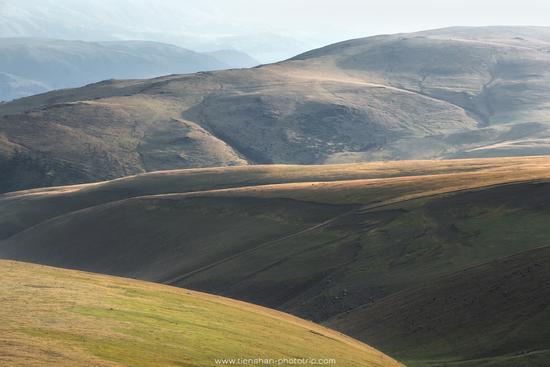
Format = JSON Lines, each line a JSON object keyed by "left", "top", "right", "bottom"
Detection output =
{"left": 7, "top": 155, "right": 550, "bottom": 199}
{"left": 128, "top": 156, "right": 550, "bottom": 206}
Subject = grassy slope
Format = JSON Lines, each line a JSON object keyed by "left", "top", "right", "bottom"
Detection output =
{"left": 3, "top": 157, "right": 550, "bottom": 366}
{"left": 0, "top": 260, "right": 402, "bottom": 367}
{"left": 168, "top": 180, "right": 550, "bottom": 322}
{"left": 328, "top": 246, "right": 550, "bottom": 367}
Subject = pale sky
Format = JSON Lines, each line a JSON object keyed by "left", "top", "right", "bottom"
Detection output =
{"left": 2, "top": 0, "right": 550, "bottom": 61}
{"left": 200, "top": 0, "right": 550, "bottom": 41}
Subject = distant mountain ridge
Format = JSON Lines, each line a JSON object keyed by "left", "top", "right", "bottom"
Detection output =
{"left": 2, "top": 26, "right": 550, "bottom": 193}
{"left": 0, "top": 0, "right": 312, "bottom": 62}
{"left": 0, "top": 38, "right": 259, "bottom": 101}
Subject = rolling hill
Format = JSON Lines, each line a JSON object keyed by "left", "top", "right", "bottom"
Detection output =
{"left": 0, "top": 38, "right": 258, "bottom": 102}
{"left": 2, "top": 26, "right": 550, "bottom": 193}
{"left": 2, "top": 156, "right": 550, "bottom": 366}
{"left": 0, "top": 260, "right": 401, "bottom": 367}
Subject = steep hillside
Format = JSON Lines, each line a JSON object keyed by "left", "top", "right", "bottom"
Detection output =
{"left": 2, "top": 157, "right": 550, "bottom": 366}
{"left": 0, "top": 260, "right": 401, "bottom": 367}
{"left": 2, "top": 27, "right": 550, "bottom": 192}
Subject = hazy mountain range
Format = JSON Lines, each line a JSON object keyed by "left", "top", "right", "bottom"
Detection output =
{"left": 1, "top": 26, "right": 550, "bottom": 193}
{"left": 0, "top": 0, "right": 314, "bottom": 62}
{"left": 0, "top": 38, "right": 259, "bottom": 101}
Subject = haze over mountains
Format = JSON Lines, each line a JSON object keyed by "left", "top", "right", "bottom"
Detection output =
{"left": 1, "top": 26, "right": 550, "bottom": 193}
{"left": 0, "top": 0, "right": 313, "bottom": 63}
{"left": 0, "top": 38, "right": 259, "bottom": 101}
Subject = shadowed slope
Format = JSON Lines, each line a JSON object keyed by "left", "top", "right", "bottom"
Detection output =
{"left": 0, "top": 260, "right": 402, "bottom": 367}
{"left": 0, "top": 196, "right": 353, "bottom": 281}
{"left": 328, "top": 246, "right": 550, "bottom": 367}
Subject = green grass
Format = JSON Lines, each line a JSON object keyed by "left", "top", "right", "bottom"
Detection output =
{"left": 0, "top": 260, "right": 402, "bottom": 367}
{"left": 329, "top": 244, "right": 550, "bottom": 367}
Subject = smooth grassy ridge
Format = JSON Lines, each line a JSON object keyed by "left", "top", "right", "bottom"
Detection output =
{"left": 3, "top": 156, "right": 550, "bottom": 241}
{"left": 0, "top": 260, "right": 402, "bottom": 367}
